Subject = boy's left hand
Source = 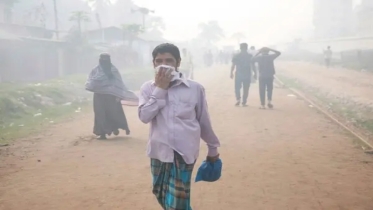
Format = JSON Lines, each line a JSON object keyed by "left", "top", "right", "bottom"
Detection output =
{"left": 206, "top": 154, "right": 220, "bottom": 163}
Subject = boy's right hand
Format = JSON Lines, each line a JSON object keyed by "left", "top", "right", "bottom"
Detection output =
{"left": 155, "top": 68, "right": 173, "bottom": 89}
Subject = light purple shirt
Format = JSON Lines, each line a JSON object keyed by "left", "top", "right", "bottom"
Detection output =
{"left": 138, "top": 76, "right": 220, "bottom": 164}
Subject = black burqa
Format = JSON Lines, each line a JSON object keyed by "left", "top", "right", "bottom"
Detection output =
{"left": 86, "top": 53, "right": 131, "bottom": 138}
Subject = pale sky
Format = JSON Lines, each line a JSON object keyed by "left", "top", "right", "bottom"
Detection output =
{"left": 104, "top": 0, "right": 362, "bottom": 45}
{"left": 133, "top": 0, "right": 315, "bottom": 45}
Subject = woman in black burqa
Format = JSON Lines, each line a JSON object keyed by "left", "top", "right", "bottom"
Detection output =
{"left": 86, "top": 53, "right": 137, "bottom": 139}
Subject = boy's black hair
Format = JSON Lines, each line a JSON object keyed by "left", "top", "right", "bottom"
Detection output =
{"left": 152, "top": 43, "right": 181, "bottom": 61}
{"left": 240, "top": 43, "right": 248, "bottom": 51}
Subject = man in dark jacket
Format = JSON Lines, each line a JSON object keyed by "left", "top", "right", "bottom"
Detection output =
{"left": 252, "top": 47, "right": 281, "bottom": 109}
{"left": 230, "top": 43, "right": 257, "bottom": 106}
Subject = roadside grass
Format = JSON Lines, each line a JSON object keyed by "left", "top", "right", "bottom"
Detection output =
{"left": 0, "top": 68, "right": 153, "bottom": 145}
{"left": 276, "top": 74, "right": 373, "bottom": 146}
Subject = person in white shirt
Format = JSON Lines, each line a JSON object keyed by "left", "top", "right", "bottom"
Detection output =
{"left": 249, "top": 46, "right": 257, "bottom": 56}
{"left": 179, "top": 48, "right": 194, "bottom": 79}
{"left": 324, "top": 46, "right": 332, "bottom": 68}
{"left": 249, "top": 46, "right": 257, "bottom": 83}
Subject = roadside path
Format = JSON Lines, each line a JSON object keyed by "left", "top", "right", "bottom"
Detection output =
{"left": 1, "top": 66, "right": 372, "bottom": 210}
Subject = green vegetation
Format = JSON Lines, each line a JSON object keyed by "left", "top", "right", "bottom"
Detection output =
{"left": 0, "top": 68, "right": 153, "bottom": 144}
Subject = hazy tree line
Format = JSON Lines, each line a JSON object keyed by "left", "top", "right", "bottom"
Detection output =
{"left": 1, "top": 0, "right": 251, "bottom": 55}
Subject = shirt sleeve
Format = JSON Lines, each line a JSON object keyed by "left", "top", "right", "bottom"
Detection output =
{"left": 196, "top": 85, "right": 220, "bottom": 156}
{"left": 138, "top": 83, "right": 167, "bottom": 124}
{"left": 270, "top": 52, "right": 281, "bottom": 60}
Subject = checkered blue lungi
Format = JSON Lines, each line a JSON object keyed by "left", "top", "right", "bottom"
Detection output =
{"left": 151, "top": 152, "right": 195, "bottom": 210}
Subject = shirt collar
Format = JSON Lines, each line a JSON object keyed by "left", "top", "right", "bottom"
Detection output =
{"left": 177, "top": 72, "right": 190, "bottom": 87}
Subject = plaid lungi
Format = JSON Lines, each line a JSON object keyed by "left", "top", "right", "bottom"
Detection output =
{"left": 151, "top": 152, "right": 195, "bottom": 210}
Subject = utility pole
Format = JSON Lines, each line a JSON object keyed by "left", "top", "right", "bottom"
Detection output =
{"left": 52, "top": 0, "right": 59, "bottom": 39}
{"left": 95, "top": 13, "right": 105, "bottom": 43}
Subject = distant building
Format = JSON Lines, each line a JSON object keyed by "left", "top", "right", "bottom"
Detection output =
{"left": 85, "top": 26, "right": 167, "bottom": 67}
{"left": 355, "top": 0, "right": 373, "bottom": 36}
{"left": 0, "top": 2, "right": 12, "bottom": 23}
{"left": 313, "top": 0, "right": 353, "bottom": 39}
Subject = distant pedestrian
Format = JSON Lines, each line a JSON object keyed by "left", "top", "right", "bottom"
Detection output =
{"left": 252, "top": 47, "right": 281, "bottom": 109}
{"left": 230, "top": 43, "right": 257, "bottom": 106}
{"left": 249, "top": 46, "right": 257, "bottom": 83}
{"left": 324, "top": 46, "right": 332, "bottom": 68}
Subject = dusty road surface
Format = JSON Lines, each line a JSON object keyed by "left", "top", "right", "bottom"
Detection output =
{"left": 1, "top": 66, "right": 373, "bottom": 210}
{"left": 276, "top": 61, "right": 373, "bottom": 107}
{"left": 277, "top": 61, "right": 373, "bottom": 143}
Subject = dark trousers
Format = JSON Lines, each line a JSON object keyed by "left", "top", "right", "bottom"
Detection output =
{"left": 235, "top": 77, "right": 251, "bottom": 104}
{"left": 93, "top": 93, "right": 129, "bottom": 136}
{"left": 259, "top": 76, "right": 274, "bottom": 105}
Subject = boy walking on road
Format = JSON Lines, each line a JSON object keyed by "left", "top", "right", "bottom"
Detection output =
{"left": 231, "top": 43, "right": 257, "bottom": 106}
{"left": 252, "top": 47, "right": 281, "bottom": 109}
{"left": 138, "top": 43, "right": 221, "bottom": 210}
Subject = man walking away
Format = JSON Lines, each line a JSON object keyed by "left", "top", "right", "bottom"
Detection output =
{"left": 138, "top": 43, "right": 220, "bottom": 209}
{"left": 324, "top": 46, "right": 332, "bottom": 68}
{"left": 230, "top": 43, "right": 257, "bottom": 106}
{"left": 252, "top": 47, "right": 281, "bottom": 109}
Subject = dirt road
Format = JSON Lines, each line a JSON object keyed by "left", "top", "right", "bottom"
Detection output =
{"left": 277, "top": 61, "right": 373, "bottom": 143}
{"left": 276, "top": 61, "right": 373, "bottom": 108}
{"left": 1, "top": 66, "right": 373, "bottom": 210}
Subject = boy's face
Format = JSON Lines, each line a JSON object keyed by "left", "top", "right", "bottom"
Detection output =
{"left": 153, "top": 53, "right": 180, "bottom": 69}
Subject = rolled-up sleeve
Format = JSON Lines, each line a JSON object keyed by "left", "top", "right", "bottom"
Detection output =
{"left": 138, "top": 82, "right": 167, "bottom": 124}
{"left": 196, "top": 85, "right": 220, "bottom": 156}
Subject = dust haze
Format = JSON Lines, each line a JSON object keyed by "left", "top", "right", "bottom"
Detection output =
{"left": 2, "top": 0, "right": 373, "bottom": 209}
{"left": 0, "top": 0, "right": 369, "bottom": 77}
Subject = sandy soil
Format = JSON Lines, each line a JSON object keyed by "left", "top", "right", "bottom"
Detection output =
{"left": 277, "top": 61, "right": 373, "bottom": 143}
{"left": 277, "top": 61, "right": 373, "bottom": 107}
{"left": 1, "top": 66, "right": 373, "bottom": 210}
